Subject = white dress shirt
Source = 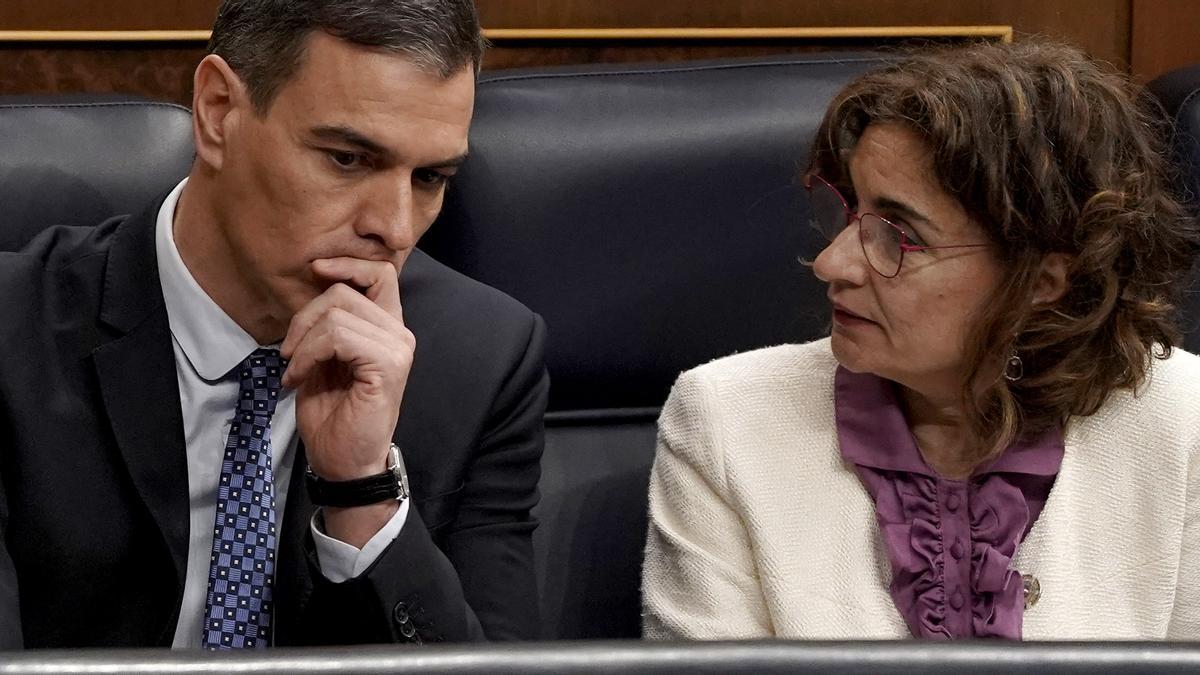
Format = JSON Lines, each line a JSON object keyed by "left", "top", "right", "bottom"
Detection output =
{"left": 158, "top": 179, "right": 409, "bottom": 648}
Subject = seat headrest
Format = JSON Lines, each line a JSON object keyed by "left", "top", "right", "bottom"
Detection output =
{"left": 1149, "top": 64, "right": 1200, "bottom": 207}
{"left": 1148, "top": 64, "right": 1200, "bottom": 351}
{"left": 0, "top": 98, "right": 195, "bottom": 252}
{"left": 422, "top": 54, "right": 887, "bottom": 412}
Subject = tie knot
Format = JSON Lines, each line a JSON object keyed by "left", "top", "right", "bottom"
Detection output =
{"left": 237, "top": 349, "right": 287, "bottom": 420}
{"left": 244, "top": 348, "right": 286, "bottom": 373}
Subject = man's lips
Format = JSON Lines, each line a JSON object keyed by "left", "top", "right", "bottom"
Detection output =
{"left": 311, "top": 251, "right": 397, "bottom": 265}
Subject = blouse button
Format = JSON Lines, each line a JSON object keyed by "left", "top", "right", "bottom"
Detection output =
{"left": 949, "top": 590, "right": 965, "bottom": 611}
{"left": 946, "top": 493, "right": 961, "bottom": 512}
{"left": 949, "top": 538, "right": 965, "bottom": 560}
{"left": 1023, "top": 574, "right": 1041, "bottom": 609}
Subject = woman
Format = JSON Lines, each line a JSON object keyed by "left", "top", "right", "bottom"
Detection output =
{"left": 641, "top": 40, "right": 1200, "bottom": 640}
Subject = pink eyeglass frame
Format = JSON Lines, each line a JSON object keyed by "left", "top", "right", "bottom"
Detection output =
{"left": 803, "top": 173, "right": 989, "bottom": 278}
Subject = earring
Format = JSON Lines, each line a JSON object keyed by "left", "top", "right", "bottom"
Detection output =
{"left": 1005, "top": 352, "right": 1024, "bottom": 382}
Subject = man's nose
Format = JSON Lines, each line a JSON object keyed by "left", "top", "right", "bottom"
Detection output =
{"left": 361, "top": 178, "right": 417, "bottom": 251}
{"left": 812, "top": 220, "right": 868, "bottom": 286}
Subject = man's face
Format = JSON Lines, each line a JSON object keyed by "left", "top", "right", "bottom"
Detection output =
{"left": 214, "top": 31, "right": 475, "bottom": 321}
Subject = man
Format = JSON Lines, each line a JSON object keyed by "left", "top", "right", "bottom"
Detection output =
{"left": 0, "top": 0, "right": 546, "bottom": 648}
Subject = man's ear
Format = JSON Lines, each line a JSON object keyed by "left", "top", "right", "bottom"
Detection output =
{"left": 191, "top": 54, "right": 250, "bottom": 172}
{"left": 1032, "top": 252, "right": 1072, "bottom": 306}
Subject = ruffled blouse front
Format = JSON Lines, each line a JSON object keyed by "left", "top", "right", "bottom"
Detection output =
{"left": 834, "top": 367, "right": 1063, "bottom": 639}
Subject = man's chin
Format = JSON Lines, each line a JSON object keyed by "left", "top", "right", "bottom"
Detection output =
{"left": 279, "top": 279, "right": 324, "bottom": 314}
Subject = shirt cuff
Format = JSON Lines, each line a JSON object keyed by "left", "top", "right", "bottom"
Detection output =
{"left": 310, "top": 498, "right": 410, "bottom": 583}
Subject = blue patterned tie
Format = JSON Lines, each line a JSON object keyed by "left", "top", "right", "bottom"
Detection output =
{"left": 201, "top": 349, "right": 286, "bottom": 649}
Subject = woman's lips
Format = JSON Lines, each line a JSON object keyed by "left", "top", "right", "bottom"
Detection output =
{"left": 832, "top": 304, "right": 876, "bottom": 327}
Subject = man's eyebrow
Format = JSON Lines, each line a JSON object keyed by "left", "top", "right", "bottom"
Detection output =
{"left": 310, "top": 125, "right": 391, "bottom": 159}
{"left": 309, "top": 125, "right": 468, "bottom": 169}
{"left": 874, "top": 195, "right": 939, "bottom": 232}
{"left": 427, "top": 152, "right": 469, "bottom": 169}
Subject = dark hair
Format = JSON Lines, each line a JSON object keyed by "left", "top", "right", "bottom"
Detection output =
{"left": 208, "top": 0, "right": 486, "bottom": 111}
{"left": 809, "top": 39, "right": 1200, "bottom": 461}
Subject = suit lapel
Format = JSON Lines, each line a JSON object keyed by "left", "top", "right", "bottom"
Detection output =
{"left": 91, "top": 199, "right": 190, "bottom": 612}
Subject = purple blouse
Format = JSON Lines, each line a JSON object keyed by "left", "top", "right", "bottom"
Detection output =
{"left": 834, "top": 366, "right": 1064, "bottom": 639}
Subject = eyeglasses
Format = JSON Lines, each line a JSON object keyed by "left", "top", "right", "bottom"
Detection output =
{"left": 803, "top": 173, "right": 988, "bottom": 278}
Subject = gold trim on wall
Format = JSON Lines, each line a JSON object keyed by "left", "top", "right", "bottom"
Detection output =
{"left": 0, "top": 30, "right": 211, "bottom": 42}
{"left": 0, "top": 25, "right": 1014, "bottom": 44}
{"left": 486, "top": 26, "right": 1014, "bottom": 42}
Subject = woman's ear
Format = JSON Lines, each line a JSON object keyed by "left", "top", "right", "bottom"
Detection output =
{"left": 191, "top": 54, "right": 250, "bottom": 172}
{"left": 1033, "top": 252, "right": 1072, "bottom": 306}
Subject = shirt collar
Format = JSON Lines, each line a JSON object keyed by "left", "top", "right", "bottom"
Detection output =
{"left": 834, "top": 366, "right": 1063, "bottom": 478}
{"left": 155, "top": 178, "right": 266, "bottom": 381}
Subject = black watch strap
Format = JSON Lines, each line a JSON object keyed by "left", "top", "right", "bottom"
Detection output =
{"left": 305, "top": 443, "right": 410, "bottom": 508}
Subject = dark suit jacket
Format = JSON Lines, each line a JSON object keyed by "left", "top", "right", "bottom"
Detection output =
{"left": 0, "top": 196, "right": 548, "bottom": 648}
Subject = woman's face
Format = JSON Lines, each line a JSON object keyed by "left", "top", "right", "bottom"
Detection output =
{"left": 812, "top": 123, "right": 1003, "bottom": 396}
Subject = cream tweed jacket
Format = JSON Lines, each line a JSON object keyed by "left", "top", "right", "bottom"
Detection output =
{"left": 642, "top": 338, "right": 1200, "bottom": 640}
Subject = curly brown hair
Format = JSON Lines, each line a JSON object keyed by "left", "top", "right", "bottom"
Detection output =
{"left": 808, "top": 39, "right": 1200, "bottom": 461}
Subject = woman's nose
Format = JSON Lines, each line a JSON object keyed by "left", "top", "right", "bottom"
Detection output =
{"left": 812, "top": 219, "right": 869, "bottom": 286}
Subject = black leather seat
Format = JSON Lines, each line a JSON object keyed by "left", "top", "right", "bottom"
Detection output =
{"left": 0, "top": 98, "right": 194, "bottom": 252}
{"left": 1149, "top": 63, "right": 1200, "bottom": 203}
{"left": 421, "top": 54, "right": 888, "bottom": 638}
{"left": 1148, "top": 63, "right": 1200, "bottom": 351}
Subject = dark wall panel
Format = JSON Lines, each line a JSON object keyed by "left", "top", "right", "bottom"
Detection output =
{"left": 477, "top": 0, "right": 1131, "bottom": 69}
{"left": 1, "top": 45, "right": 204, "bottom": 104}
{"left": 0, "top": 0, "right": 1176, "bottom": 103}
{"left": 484, "top": 39, "right": 955, "bottom": 72}
{"left": 0, "top": 1, "right": 219, "bottom": 30}
{"left": 1131, "top": 0, "right": 1200, "bottom": 83}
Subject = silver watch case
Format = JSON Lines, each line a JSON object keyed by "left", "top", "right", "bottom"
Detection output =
{"left": 387, "top": 442, "right": 411, "bottom": 501}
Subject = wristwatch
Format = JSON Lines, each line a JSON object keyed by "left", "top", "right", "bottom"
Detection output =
{"left": 305, "top": 443, "right": 410, "bottom": 508}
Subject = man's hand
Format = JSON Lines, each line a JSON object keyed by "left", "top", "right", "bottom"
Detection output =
{"left": 280, "top": 257, "right": 413, "bottom": 547}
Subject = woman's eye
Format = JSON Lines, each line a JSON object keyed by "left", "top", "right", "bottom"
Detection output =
{"left": 891, "top": 220, "right": 927, "bottom": 247}
{"left": 879, "top": 222, "right": 904, "bottom": 246}
{"left": 905, "top": 231, "right": 929, "bottom": 248}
